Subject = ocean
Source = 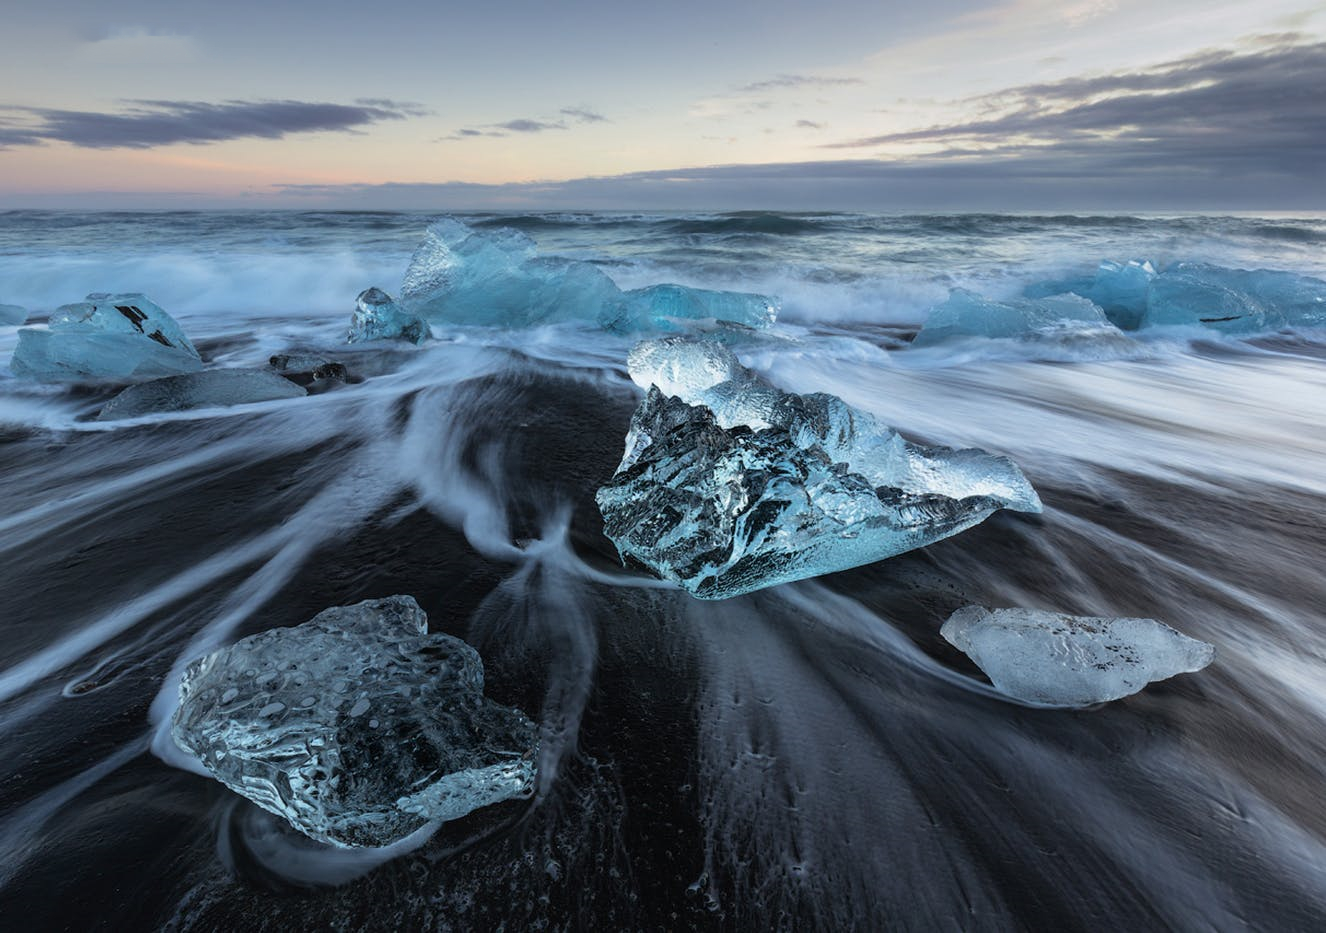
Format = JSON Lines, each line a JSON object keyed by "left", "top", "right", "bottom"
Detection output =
{"left": 1, "top": 210, "right": 1325, "bottom": 930}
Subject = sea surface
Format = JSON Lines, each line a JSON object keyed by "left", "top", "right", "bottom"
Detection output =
{"left": 1, "top": 210, "right": 1325, "bottom": 930}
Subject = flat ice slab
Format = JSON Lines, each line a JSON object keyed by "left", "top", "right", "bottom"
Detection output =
{"left": 97, "top": 369, "right": 307, "bottom": 420}
{"left": 172, "top": 595, "right": 538, "bottom": 848}
{"left": 942, "top": 605, "right": 1215, "bottom": 707}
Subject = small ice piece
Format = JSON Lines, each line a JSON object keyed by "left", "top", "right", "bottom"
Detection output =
{"left": 10, "top": 293, "right": 201, "bottom": 382}
{"left": 400, "top": 217, "right": 779, "bottom": 332}
{"left": 941, "top": 605, "right": 1214, "bottom": 707}
{"left": 912, "top": 289, "right": 1123, "bottom": 348}
{"left": 0, "top": 303, "right": 26, "bottom": 325}
{"left": 348, "top": 287, "right": 428, "bottom": 344}
{"left": 1143, "top": 263, "right": 1326, "bottom": 333}
{"left": 268, "top": 353, "right": 350, "bottom": 389}
{"left": 97, "top": 369, "right": 307, "bottom": 420}
{"left": 171, "top": 595, "right": 538, "bottom": 848}
{"left": 602, "top": 284, "right": 779, "bottom": 333}
{"left": 599, "top": 339, "right": 1041, "bottom": 599}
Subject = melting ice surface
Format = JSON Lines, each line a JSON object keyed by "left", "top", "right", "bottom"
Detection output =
{"left": 348, "top": 287, "right": 429, "bottom": 344}
{"left": 10, "top": 292, "right": 201, "bottom": 382}
{"left": 942, "top": 606, "right": 1215, "bottom": 707}
{"left": 399, "top": 217, "right": 778, "bottom": 332}
{"left": 1027, "top": 260, "right": 1326, "bottom": 333}
{"left": 171, "top": 596, "right": 538, "bottom": 849}
{"left": 598, "top": 337, "right": 1041, "bottom": 599}
{"left": 911, "top": 288, "right": 1142, "bottom": 358}
{"left": 97, "top": 369, "right": 307, "bottom": 421}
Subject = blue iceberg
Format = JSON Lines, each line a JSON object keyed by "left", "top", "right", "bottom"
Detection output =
{"left": 1142, "top": 262, "right": 1326, "bottom": 333}
{"left": 942, "top": 605, "right": 1214, "bottom": 707}
{"left": 0, "top": 303, "right": 26, "bottom": 325}
{"left": 348, "top": 287, "right": 429, "bottom": 344}
{"left": 1026, "top": 260, "right": 1154, "bottom": 330}
{"left": 10, "top": 292, "right": 201, "bottom": 382}
{"left": 912, "top": 289, "right": 1134, "bottom": 355}
{"left": 97, "top": 369, "right": 307, "bottom": 421}
{"left": 399, "top": 217, "right": 779, "bottom": 332}
{"left": 598, "top": 338, "right": 1041, "bottom": 599}
{"left": 172, "top": 595, "right": 538, "bottom": 848}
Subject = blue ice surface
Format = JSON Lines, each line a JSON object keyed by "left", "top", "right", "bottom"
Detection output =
{"left": 1026, "top": 260, "right": 1326, "bottom": 334}
{"left": 399, "top": 217, "right": 779, "bottom": 332}
{"left": 0, "top": 303, "right": 26, "bottom": 325}
{"left": 912, "top": 289, "right": 1122, "bottom": 348}
{"left": 348, "top": 287, "right": 429, "bottom": 344}
{"left": 599, "top": 337, "right": 1042, "bottom": 599}
{"left": 10, "top": 292, "right": 202, "bottom": 382}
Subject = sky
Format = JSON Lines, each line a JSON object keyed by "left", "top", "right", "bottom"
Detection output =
{"left": 0, "top": 0, "right": 1323, "bottom": 210}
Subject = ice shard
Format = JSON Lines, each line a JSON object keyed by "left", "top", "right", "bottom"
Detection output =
{"left": 172, "top": 595, "right": 538, "bottom": 849}
{"left": 598, "top": 338, "right": 1041, "bottom": 599}
{"left": 942, "top": 605, "right": 1214, "bottom": 707}
{"left": 10, "top": 293, "right": 202, "bottom": 382}
{"left": 1026, "top": 260, "right": 1154, "bottom": 330}
{"left": 1142, "top": 263, "right": 1326, "bottom": 333}
{"left": 348, "top": 287, "right": 429, "bottom": 344}
{"left": 268, "top": 352, "right": 350, "bottom": 388}
{"left": 97, "top": 369, "right": 307, "bottom": 421}
{"left": 399, "top": 217, "right": 779, "bottom": 332}
{"left": 0, "top": 303, "right": 26, "bottom": 325}
{"left": 912, "top": 289, "right": 1135, "bottom": 356}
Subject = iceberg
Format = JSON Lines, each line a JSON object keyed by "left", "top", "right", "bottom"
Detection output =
{"left": 1026, "top": 260, "right": 1154, "bottom": 330}
{"left": 597, "top": 338, "right": 1041, "bottom": 599}
{"left": 10, "top": 293, "right": 202, "bottom": 382}
{"left": 0, "top": 303, "right": 26, "bottom": 325}
{"left": 97, "top": 369, "right": 307, "bottom": 421}
{"left": 348, "top": 287, "right": 429, "bottom": 344}
{"left": 172, "top": 595, "right": 538, "bottom": 849}
{"left": 399, "top": 217, "right": 779, "bottom": 332}
{"left": 1142, "top": 262, "right": 1326, "bottom": 333}
{"left": 941, "top": 605, "right": 1214, "bottom": 707}
{"left": 912, "top": 289, "right": 1133, "bottom": 353}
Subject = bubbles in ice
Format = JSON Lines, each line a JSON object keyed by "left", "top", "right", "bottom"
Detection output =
{"left": 941, "top": 605, "right": 1215, "bottom": 707}
{"left": 97, "top": 369, "right": 307, "bottom": 421}
{"left": 171, "top": 595, "right": 538, "bottom": 848}
{"left": 348, "top": 287, "right": 429, "bottom": 344}
{"left": 10, "top": 292, "right": 202, "bottom": 382}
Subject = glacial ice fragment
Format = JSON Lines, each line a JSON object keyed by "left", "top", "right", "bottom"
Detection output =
{"left": 171, "top": 595, "right": 538, "bottom": 848}
{"left": 348, "top": 287, "right": 429, "bottom": 344}
{"left": 598, "top": 338, "right": 1041, "bottom": 599}
{"left": 97, "top": 369, "right": 307, "bottom": 420}
{"left": 0, "top": 303, "right": 26, "bottom": 325}
{"left": 399, "top": 217, "right": 779, "bottom": 332}
{"left": 1142, "top": 263, "right": 1326, "bottom": 333}
{"left": 912, "top": 288, "right": 1135, "bottom": 356}
{"left": 268, "top": 352, "right": 349, "bottom": 388}
{"left": 10, "top": 293, "right": 202, "bottom": 382}
{"left": 941, "top": 605, "right": 1214, "bottom": 707}
{"left": 1027, "top": 260, "right": 1154, "bottom": 330}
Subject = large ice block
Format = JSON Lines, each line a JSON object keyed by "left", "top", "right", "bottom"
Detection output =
{"left": 399, "top": 217, "right": 779, "bottom": 332}
{"left": 599, "top": 339, "right": 1041, "bottom": 599}
{"left": 0, "top": 303, "right": 26, "bottom": 325}
{"left": 348, "top": 287, "right": 429, "bottom": 344}
{"left": 10, "top": 292, "right": 201, "bottom": 382}
{"left": 941, "top": 605, "right": 1214, "bottom": 706}
{"left": 912, "top": 289, "right": 1127, "bottom": 349}
{"left": 1026, "top": 260, "right": 1154, "bottom": 330}
{"left": 1142, "top": 263, "right": 1326, "bottom": 333}
{"left": 172, "top": 596, "right": 538, "bottom": 848}
{"left": 97, "top": 369, "right": 307, "bottom": 421}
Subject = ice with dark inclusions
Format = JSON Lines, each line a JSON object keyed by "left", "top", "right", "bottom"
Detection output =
{"left": 597, "top": 337, "right": 1042, "bottom": 599}
{"left": 399, "top": 217, "right": 778, "bottom": 332}
{"left": 941, "top": 605, "right": 1215, "bottom": 706}
{"left": 10, "top": 292, "right": 202, "bottom": 382}
{"left": 171, "top": 596, "right": 538, "bottom": 848}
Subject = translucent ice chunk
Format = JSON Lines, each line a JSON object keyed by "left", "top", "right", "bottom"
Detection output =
{"left": 348, "top": 287, "right": 428, "bottom": 344}
{"left": 1027, "top": 260, "right": 1155, "bottom": 330}
{"left": 10, "top": 293, "right": 201, "bottom": 382}
{"left": 97, "top": 369, "right": 307, "bottom": 420}
{"left": 268, "top": 353, "right": 349, "bottom": 387}
{"left": 626, "top": 336, "right": 745, "bottom": 399}
{"left": 600, "top": 341, "right": 1041, "bottom": 599}
{"left": 941, "top": 605, "right": 1214, "bottom": 706}
{"left": 912, "top": 289, "right": 1120, "bottom": 347}
{"left": 0, "top": 303, "right": 26, "bottom": 325}
{"left": 1143, "top": 263, "right": 1326, "bottom": 333}
{"left": 171, "top": 595, "right": 538, "bottom": 848}
{"left": 400, "top": 217, "right": 779, "bottom": 332}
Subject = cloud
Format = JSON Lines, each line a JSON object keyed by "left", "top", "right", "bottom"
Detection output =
{"left": 494, "top": 118, "right": 566, "bottom": 133}
{"left": 76, "top": 26, "right": 195, "bottom": 63}
{"left": 797, "top": 120, "right": 825, "bottom": 130}
{"left": 560, "top": 107, "right": 608, "bottom": 123}
{"left": 444, "top": 107, "right": 608, "bottom": 140}
{"left": 0, "top": 99, "right": 422, "bottom": 149}
{"left": 822, "top": 39, "right": 1326, "bottom": 179}
{"left": 737, "top": 74, "right": 864, "bottom": 93}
